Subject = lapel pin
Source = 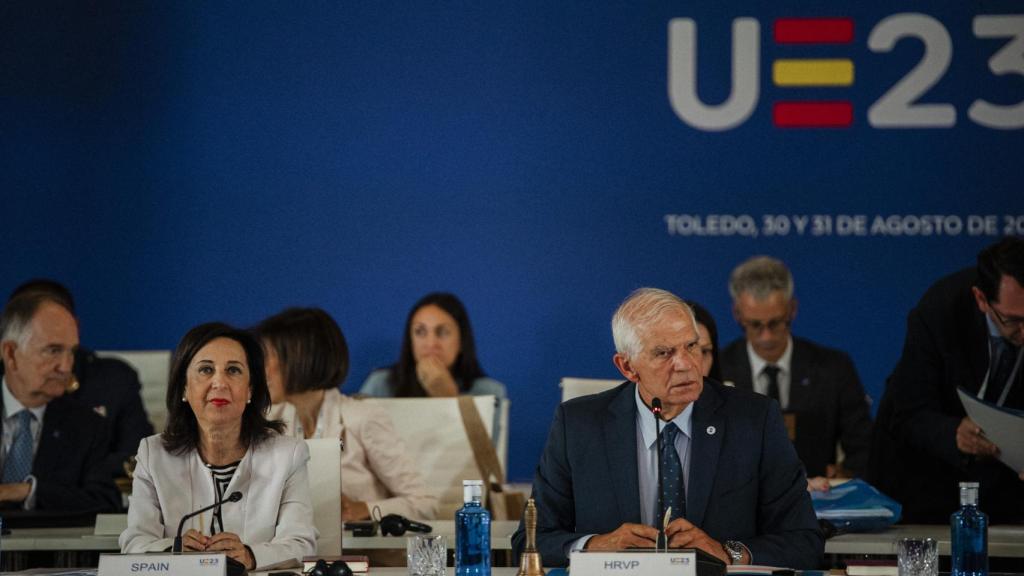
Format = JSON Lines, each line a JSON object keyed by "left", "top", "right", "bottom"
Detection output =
{"left": 706, "top": 426, "right": 716, "bottom": 435}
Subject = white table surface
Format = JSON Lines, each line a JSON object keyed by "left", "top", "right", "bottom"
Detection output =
{"left": 6, "top": 520, "right": 1023, "bottom": 558}
{"left": 343, "top": 520, "right": 519, "bottom": 550}
{"left": 825, "top": 524, "right": 1024, "bottom": 557}
{"left": 1, "top": 518, "right": 521, "bottom": 552}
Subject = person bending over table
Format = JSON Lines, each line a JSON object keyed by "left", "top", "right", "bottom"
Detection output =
{"left": 119, "top": 323, "right": 317, "bottom": 570}
{"left": 257, "top": 307, "right": 437, "bottom": 522}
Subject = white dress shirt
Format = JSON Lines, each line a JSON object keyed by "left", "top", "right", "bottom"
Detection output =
{"left": 747, "top": 337, "right": 794, "bottom": 410}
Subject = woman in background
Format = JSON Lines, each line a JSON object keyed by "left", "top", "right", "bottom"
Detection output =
{"left": 360, "top": 292, "right": 505, "bottom": 399}
{"left": 258, "top": 307, "right": 437, "bottom": 521}
{"left": 120, "top": 323, "right": 316, "bottom": 570}
{"left": 687, "top": 300, "right": 722, "bottom": 382}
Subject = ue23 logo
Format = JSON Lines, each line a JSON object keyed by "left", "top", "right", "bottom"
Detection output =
{"left": 667, "top": 14, "right": 1024, "bottom": 130}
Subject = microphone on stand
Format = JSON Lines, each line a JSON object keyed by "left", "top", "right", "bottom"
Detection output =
{"left": 650, "top": 398, "right": 666, "bottom": 550}
{"left": 173, "top": 491, "right": 243, "bottom": 553}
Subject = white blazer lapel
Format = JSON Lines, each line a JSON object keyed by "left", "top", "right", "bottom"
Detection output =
{"left": 221, "top": 447, "right": 252, "bottom": 539}
{"left": 186, "top": 451, "right": 218, "bottom": 535}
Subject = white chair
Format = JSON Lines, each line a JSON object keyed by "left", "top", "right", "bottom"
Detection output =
{"left": 98, "top": 350, "right": 172, "bottom": 432}
{"left": 360, "top": 395, "right": 498, "bottom": 518}
{"left": 559, "top": 377, "right": 622, "bottom": 403}
{"left": 305, "top": 438, "right": 342, "bottom": 556}
{"left": 495, "top": 398, "right": 510, "bottom": 476}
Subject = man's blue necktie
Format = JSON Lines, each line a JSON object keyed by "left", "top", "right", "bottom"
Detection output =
{"left": 660, "top": 422, "right": 686, "bottom": 522}
{"left": 3, "top": 410, "right": 35, "bottom": 483}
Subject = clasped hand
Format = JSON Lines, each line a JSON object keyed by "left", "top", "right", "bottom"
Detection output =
{"left": 182, "top": 529, "right": 255, "bottom": 570}
{"left": 415, "top": 357, "right": 459, "bottom": 397}
{"left": 585, "top": 520, "right": 732, "bottom": 564}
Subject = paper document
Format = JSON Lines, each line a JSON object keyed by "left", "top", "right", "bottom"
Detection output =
{"left": 958, "top": 387, "right": 1024, "bottom": 473}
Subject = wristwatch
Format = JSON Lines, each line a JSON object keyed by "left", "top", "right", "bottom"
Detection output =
{"left": 723, "top": 540, "right": 745, "bottom": 564}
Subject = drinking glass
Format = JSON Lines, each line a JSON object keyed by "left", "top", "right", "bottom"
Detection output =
{"left": 407, "top": 534, "right": 446, "bottom": 576}
{"left": 897, "top": 537, "right": 938, "bottom": 576}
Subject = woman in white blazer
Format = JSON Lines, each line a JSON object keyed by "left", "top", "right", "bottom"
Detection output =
{"left": 257, "top": 307, "right": 437, "bottom": 522}
{"left": 120, "top": 323, "right": 317, "bottom": 570}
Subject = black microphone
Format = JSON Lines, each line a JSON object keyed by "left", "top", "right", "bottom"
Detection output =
{"left": 650, "top": 398, "right": 666, "bottom": 550}
{"left": 379, "top": 513, "right": 433, "bottom": 536}
{"left": 173, "top": 491, "right": 243, "bottom": 553}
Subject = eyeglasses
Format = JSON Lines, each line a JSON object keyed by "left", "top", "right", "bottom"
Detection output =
{"left": 987, "top": 299, "right": 1024, "bottom": 331}
{"left": 739, "top": 317, "right": 791, "bottom": 334}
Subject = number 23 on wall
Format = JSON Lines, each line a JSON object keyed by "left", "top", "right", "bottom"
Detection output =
{"left": 668, "top": 14, "right": 1024, "bottom": 131}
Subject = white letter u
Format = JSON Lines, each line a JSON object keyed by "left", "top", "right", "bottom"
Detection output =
{"left": 668, "top": 18, "right": 760, "bottom": 131}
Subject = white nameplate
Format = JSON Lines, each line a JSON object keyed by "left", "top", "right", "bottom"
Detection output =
{"left": 99, "top": 552, "right": 227, "bottom": 576}
{"left": 570, "top": 549, "right": 698, "bottom": 576}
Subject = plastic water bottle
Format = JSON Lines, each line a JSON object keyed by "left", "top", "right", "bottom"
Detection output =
{"left": 455, "top": 479, "right": 491, "bottom": 576}
{"left": 951, "top": 481, "right": 988, "bottom": 576}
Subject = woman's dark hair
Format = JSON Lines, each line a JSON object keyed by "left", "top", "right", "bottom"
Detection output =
{"left": 686, "top": 300, "right": 722, "bottom": 382}
{"left": 255, "top": 307, "right": 349, "bottom": 394}
{"left": 163, "top": 322, "right": 283, "bottom": 455}
{"left": 977, "top": 236, "right": 1024, "bottom": 302}
{"left": 388, "top": 292, "right": 486, "bottom": 396}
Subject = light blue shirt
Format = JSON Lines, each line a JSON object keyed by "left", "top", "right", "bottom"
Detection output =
{"left": 359, "top": 369, "right": 507, "bottom": 399}
{"left": 567, "top": 386, "right": 693, "bottom": 554}
{"left": 634, "top": 386, "right": 693, "bottom": 527}
{"left": 2, "top": 377, "right": 46, "bottom": 509}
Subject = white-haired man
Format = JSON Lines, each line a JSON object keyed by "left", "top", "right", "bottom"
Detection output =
{"left": 512, "top": 288, "right": 822, "bottom": 569}
{"left": 0, "top": 293, "right": 119, "bottom": 512}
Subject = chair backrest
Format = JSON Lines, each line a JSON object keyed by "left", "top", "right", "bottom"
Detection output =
{"left": 98, "top": 350, "right": 172, "bottom": 432}
{"left": 305, "top": 438, "right": 342, "bottom": 556}
{"left": 494, "top": 398, "right": 510, "bottom": 477}
{"left": 559, "top": 377, "right": 622, "bottom": 403}
{"left": 359, "top": 395, "right": 498, "bottom": 518}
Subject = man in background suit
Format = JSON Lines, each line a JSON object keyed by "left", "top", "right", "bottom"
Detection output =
{"left": 513, "top": 288, "right": 822, "bottom": 569}
{"left": 5, "top": 280, "right": 154, "bottom": 479}
{"left": 869, "top": 237, "right": 1024, "bottom": 523}
{"left": 0, "top": 292, "right": 120, "bottom": 512}
{"left": 719, "top": 256, "right": 873, "bottom": 482}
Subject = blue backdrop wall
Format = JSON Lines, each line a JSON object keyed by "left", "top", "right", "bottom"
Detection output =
{"left": 2, "top": 2, "right": 1022, "bottom": 481}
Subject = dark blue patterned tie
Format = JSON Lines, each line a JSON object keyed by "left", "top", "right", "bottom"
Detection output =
{"left": 3, "top": 410, "right": 35, "bottom": 483}
{"left": 660, "top": 422, "right": 686, "bottom": 521}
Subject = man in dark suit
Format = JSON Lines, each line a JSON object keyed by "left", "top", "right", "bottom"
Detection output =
{"left": 0, "top": 292, "right": 120, "bottom": 512}
{"left": 868, "top": 237, "right": 1024, "bottom": 523}
{"left": 5, "top": 279, "right": 154, "bottom": 479}
{"left": 513, "top": 288, "right": 822, "bottom": 569}
{"left": 719, "top": 256, "right": 872, "bottom": 481}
